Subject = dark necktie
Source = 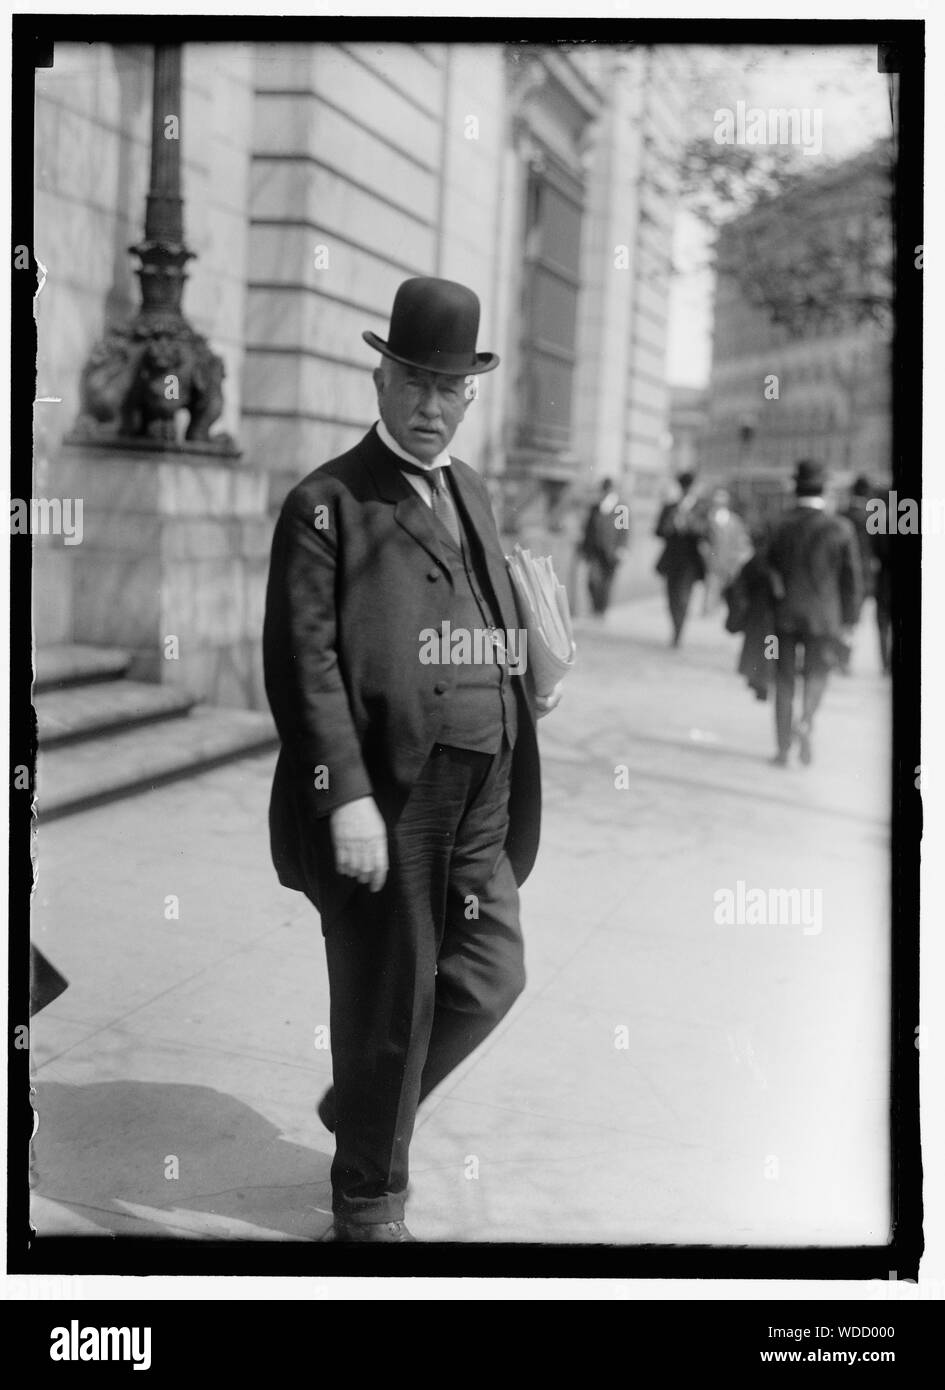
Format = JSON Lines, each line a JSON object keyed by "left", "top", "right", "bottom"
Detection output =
{"left": 429, "top": 467, "right": 462, "bottom": 550}
{"left": 387, "top": 441, "right": 463, "bottom": 549}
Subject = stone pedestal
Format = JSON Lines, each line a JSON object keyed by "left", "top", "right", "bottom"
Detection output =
{"left": 61, "top": 442, "right": 272, "bottom": 710}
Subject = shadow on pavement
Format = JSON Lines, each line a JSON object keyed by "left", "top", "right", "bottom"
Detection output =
{"left": 31, "top": 1080, "right": 331, "bottom": 1241}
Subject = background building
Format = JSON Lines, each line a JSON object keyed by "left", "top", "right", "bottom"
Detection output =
{"left": 668, "top": 384, "right": 708, "bottom": 479}
{"left": 698, "top": 145, "right": 893, "bottom": 523}
{"left": 33, "top": 40, "right": 687, "bottom": 706}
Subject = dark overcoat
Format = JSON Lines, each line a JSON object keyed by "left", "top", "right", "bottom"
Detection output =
{"left": 654, "top": 500, "right": 707, "bottom": 581}
{"left": 766, "top": 505, "right": 863, "bottom": 639}
{"left": 262, "top": 425, "right": 542, "bottom": 920}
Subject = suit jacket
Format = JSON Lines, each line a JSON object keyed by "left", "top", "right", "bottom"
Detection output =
{"left": 842, "top": 497, "right": 876, "bottom": 599}
{"left": 581, "top": 499, "right": 628, "bottom": 567}
{"left": 654, "top": 500, "right": 706, "bottom": 580}
{"left": 766, "top": 504, "right": 863, "bottom": 638}
{"left": 723, "top": 553, "right": 776, "bottom": 701}
{"left": 263, "top": 425, "right": 542, "bottom": 918}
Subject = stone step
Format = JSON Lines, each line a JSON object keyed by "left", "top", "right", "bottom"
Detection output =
{"left": 35, "top": 679, "right": 198, "bottom": 748}
{"left": 36, "top": 706, "right": 278, "bottom": 821}
{"left": 34, "top": 644, "right": 133, "bottom": 693}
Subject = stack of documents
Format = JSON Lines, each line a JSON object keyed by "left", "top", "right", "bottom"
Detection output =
{"left": 506, "top": 543, "right": 577, "bottom": 697}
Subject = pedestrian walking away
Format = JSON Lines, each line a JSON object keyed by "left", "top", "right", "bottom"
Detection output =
{"left": 839, "top": 474, "right": 877, "bottom": 674}
{"left": 844, "top": 473, "right": 892, "bottom": 676}
{"left": 722, "top": 523, "right": 778, "bottom": 703}
{"left": 579, "top": 476, "right": 629, "bottom": 616}
{"left": 702, "top": 487, "right": 751, "bottom": 614}
{"left": 872, "top": 521, "right": 892, "bottom": 675}
{"left": 654, "top": 470, "right": 707, "bottom": 647}
{"left": 765, "top": 460, "right": 863, "bottom": 768}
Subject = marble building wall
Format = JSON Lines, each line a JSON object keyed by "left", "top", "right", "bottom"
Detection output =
{"left": 622, "top": 44, "right": 687, "bottom": 500}
{"left": 244, "top": 42, "right": 510, "bottom": 511}
{"left": 572, "top": 48, "right": 643, "bottom": 493}
{"left": 433, "top": 45, "right": 509, "bottom": 487}
{"left": 32, "top": 39, "right": 686, "bottom": 685}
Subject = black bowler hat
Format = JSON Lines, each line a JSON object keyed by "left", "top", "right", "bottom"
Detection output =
{"left": 794, "top": 459, "right": 826, "bottom": 494}
{"left": 363, "top": 277, "right": 500, "bottom": 376}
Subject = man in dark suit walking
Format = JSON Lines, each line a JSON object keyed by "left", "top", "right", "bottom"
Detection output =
{"left": 654, "top": 470, "right": 707, "bottom": 647}
{"left": 580, "top": 476, "right": 628, "bottom": 615}
{"left": 766, "top": 460, "right": 863, "bottom": 767}
{"left": 263, "top": 277, "right": 558, "bottom": 1241}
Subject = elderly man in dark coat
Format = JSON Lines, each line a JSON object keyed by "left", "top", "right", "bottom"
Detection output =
{"left": 766, "top": 460, "right": 863, "bottom": 767}
{"left": 263, "top": 277, "right": 557, "bottom": 1241}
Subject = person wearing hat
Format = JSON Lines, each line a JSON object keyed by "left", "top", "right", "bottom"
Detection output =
{"left": 263, "top": 277, "right": 559, "bottom": 1242}
{"left": 764, "top": 459, "right": 863, "bottom": 767}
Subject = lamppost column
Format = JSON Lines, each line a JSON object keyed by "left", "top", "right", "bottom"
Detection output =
{"left": 70, "top": 40, "right": 235, "bottom": 449}
{"left": 134, "top": 43, "right": 193, "bottom": 322}
{"left": 144, "top": 44, "right": 184, "bottom": 246}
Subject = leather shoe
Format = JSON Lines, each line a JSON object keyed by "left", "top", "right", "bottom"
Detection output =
{"left": 326, "top": 1217, "right": 416, "bottom": 1243}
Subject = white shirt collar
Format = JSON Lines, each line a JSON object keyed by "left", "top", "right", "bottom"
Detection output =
{"left": 797, "top": 496, "right": 827, "bottom": 510}
{"left": 376, "top": 419, "right": 451, "bottom": 472}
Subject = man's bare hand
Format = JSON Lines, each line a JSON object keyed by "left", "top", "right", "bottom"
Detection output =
{"left": 330, "top": 796, "right": 388, "bottom": 892}
{"left": 536, "top": 681, "right": 563, "bottom": 718}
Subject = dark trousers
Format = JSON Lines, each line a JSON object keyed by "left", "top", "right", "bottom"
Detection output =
{"left": 774, "top": 631, "right": 832, "bottom": 755}
{"left": 322, "top": 739, "right": 524, "bottom": 1224}
{"left": 665, "top": 567, "right": 699, "bottom": 645}
{"left": 587, "top": 556, "right": 617, "bottom": 615}
{"left": 875, "top": 587, "right": 892, "bottom": 673}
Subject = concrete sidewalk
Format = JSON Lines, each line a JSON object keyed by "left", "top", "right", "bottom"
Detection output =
{"left": 29, "top": 593, "right": 892, "bottom": 1246}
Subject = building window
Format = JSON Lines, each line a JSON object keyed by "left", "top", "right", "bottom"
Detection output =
{"left": 516, "top": 153, "right": 584, "bottom": 461}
